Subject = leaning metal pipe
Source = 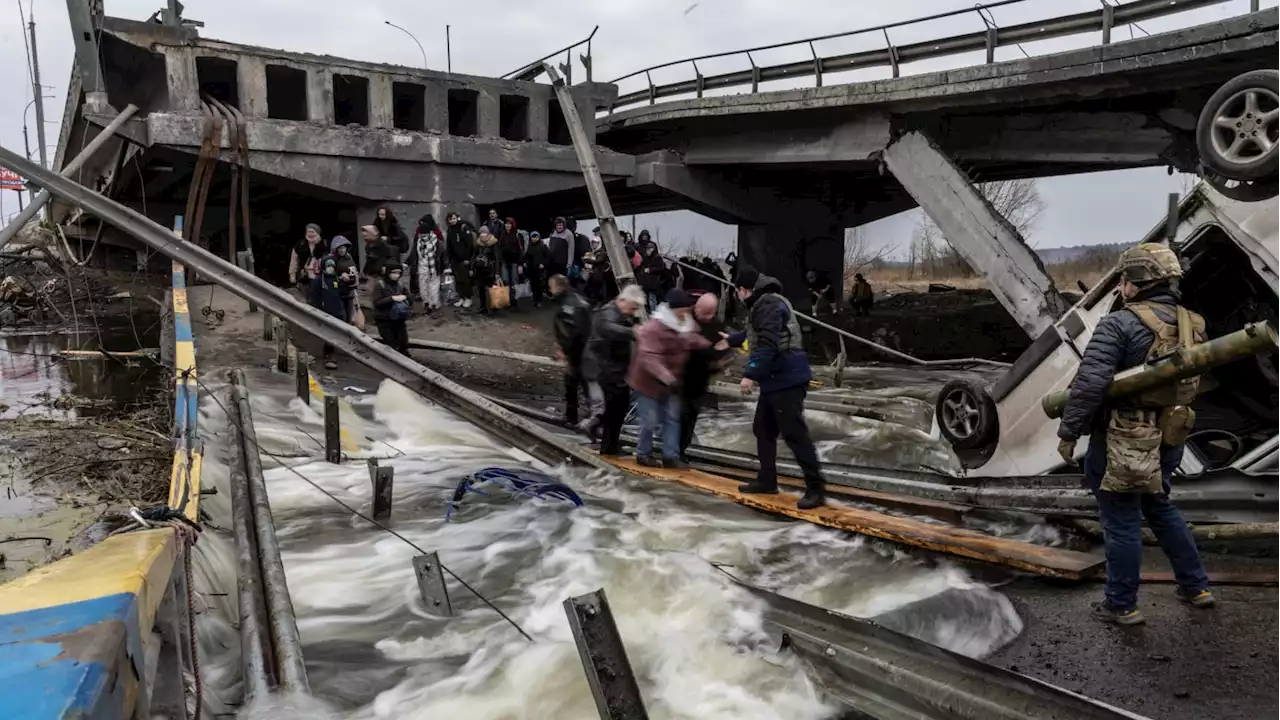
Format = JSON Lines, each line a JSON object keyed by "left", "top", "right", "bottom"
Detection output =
{"left": 0, "top": 144, "right": 607, "bottom": 472}
{"left": 230, "top": 369, "right": 310, "bottom": 694}
{"left": 224, "top": 375, "right": 275, "bottom": 701}
{"left": 0, "top": 104, "right": 138, "bottom": 250}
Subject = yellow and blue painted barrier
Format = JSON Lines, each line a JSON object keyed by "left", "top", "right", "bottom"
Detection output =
{"left": 0, "top": 230, "right": 202, "bottom": 718}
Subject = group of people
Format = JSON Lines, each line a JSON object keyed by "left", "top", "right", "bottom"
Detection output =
{"left": 550, "top": 265, "right": 829, "bottom": 510}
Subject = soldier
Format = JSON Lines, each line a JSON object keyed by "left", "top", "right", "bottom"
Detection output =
{"left": 1056, "top": 243, "right": 1214, "bottom": 626}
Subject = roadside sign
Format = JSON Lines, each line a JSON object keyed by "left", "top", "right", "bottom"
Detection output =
{"left": 0, "top": 169, "right": 23, "bottom": 192}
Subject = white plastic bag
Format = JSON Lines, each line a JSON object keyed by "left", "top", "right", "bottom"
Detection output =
{"left": 441, "top": 271, "right": 458, "bottom": 305}
{"left": 514, "top": 281, "right": 532, "bottom": 299}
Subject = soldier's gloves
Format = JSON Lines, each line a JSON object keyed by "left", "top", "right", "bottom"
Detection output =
{"left": 1057, "top": 437, "right": 1077, "bottom": 466}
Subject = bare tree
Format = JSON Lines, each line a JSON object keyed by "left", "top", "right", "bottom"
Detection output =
{"left": 843, "top": 226, "right": 892, "bottom": 287}
{"left": 909, "top": 178, "right": 1044, "bottom": 278}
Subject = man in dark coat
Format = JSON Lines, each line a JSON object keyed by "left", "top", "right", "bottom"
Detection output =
{"left": 547, "top": 217, "right": 574, "bottom": 279}
{"left": 361, "top": 224, "right": 399, "bottom": 283}
{"left": 550, "top": 274, "right": 594, "bottom": 425}
{"left": 1056, "top": 243, "right": 1213, "bottom": 625}
{"left": 310, "top": 257, "right": 346, "bottom": 369}
{"left": 445, "top": 212, "right": 477, "bottom": 309}
{"left": 680, "top": 293, "right": 730, "bottom": 459}
{"left": 524, "top": 232, "right": 549, "bottom": 307}
{"left": 728, "top": 266, "right": 827, "bottom": 509}
{"left": 583, "top": 284, "right": 645, "bottom": 455}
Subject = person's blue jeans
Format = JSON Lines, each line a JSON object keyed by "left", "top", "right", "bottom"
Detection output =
{"left": 1085, "top": 432, "right": 1208, "bottom": 611}
{"left": 646, "top": 290, "right": 662, "bottom": 313}
{"left": 500, "top": 262, "right": 521, "bottom": 287}
{"left": 635, "top": 392, "right": 681, "bottom": 460}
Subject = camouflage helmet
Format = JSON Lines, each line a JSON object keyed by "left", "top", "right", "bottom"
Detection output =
{"left": 1119, "top": 243, "right": 1182, "bottom": 284}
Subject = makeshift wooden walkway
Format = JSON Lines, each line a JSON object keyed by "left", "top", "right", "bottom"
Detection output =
{"left": 604, "top": 456, "right": 1105, "bottom": 580}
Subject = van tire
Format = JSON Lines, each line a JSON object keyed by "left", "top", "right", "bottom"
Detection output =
{"left": 936, "top": 380, "right": 998, "bottom": 451}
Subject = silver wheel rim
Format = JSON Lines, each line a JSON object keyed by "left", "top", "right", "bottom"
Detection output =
{"left": 1211, "top": 87, "right": 1279, "bottom": 166}
{"left": 941, "top": 389, "right": 980, "bottom": 440}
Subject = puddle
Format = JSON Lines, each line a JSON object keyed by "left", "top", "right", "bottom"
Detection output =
{"left": 0, "top": 323, "right": 165, "bottom": 420}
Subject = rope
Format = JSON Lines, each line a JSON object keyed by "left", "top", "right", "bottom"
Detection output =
{"left": 192, "top": 374, "right": 536, "bottom": 642}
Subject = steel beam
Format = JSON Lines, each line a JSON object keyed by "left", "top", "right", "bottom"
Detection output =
{"left": 543, "top": 63, "right": 635, "bottom": 290}
{"left": 564, "top": 589, "right": 648, "bottom": 720}
{"left": 230, "top": 370, "right": 311, "bottom": 694}
{"left": 0, "top": 144, "right": 609, "bottom": 472}
{"left": 741, "top": 581, "right": 1143, "bottom": 720}
{"left": 882, "top": 130, "right": 1069, "bottom": 338}
{"left": 225, "top": 371, "right": 274, "bottom": 701}
{"left": 0, "top": 104, "right": 138, "bottom": 250}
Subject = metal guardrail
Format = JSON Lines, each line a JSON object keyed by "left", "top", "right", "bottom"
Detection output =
{"left": 606, "top": 0, "right": 1235, "bottom": 112}
{"left": 504, "top": 26, "right": 599, "bottom": 83}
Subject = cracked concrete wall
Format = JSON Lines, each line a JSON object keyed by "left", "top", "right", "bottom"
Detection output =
{"left": 238, "top": 56, "right": 268, "bottom": 118}
{"left": 162, "top": 47, "right": 200, "bottom": 111}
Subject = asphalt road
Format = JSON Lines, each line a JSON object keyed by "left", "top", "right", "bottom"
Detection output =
{"left": 994, "top": 548, "right": 1278, "bottom": 720}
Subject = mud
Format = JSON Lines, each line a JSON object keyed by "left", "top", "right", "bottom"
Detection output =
{"left": 805, "top": 289, "right": 1034, "bottom": 364}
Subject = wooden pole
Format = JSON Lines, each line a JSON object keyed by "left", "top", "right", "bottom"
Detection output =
{"left": 324, "top": 395, "right": 341, "bottom": 463}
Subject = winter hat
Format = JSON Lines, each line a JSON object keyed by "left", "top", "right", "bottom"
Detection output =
{"left": 306, "top": 223, "right": 322, "bottom": 235}
{"left": 323, "top": 257, "right": 336, "bottom": 269}
{"left": 665, "top": 288, "right": 692, "bottom": 309}
{"left": 383, "top": 263, "right": 403, "bottom": 276}
{"left": 530, "top": 231, "right": 541, "bottom": 239}
{"left": 734, "top": 266, "right": 760, "bottom": 290}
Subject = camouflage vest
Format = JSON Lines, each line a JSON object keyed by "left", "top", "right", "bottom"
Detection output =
{"left": 1124, "top": 301, "right": 1206, "bottom": 408}
{"left": 1102, "top": 300, "right": 1204, "bottom": 493}
{"left": 747, "top": 293, "right": 803, "bottom": 354}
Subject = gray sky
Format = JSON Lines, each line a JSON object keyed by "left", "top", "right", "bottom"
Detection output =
{"left": 0, "top": 0, "right": 1269, "bottom": 254}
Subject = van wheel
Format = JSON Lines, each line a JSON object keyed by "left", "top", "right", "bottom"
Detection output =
{"left": 936, "top": 381, "right": 997, "bottom": 451}
{"left": 1197, "top": 70, "right": 1279, "bottom": 182}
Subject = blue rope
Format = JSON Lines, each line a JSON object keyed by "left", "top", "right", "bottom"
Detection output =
{"left": 447, "top": 467, "right": 584, "bottom": 521}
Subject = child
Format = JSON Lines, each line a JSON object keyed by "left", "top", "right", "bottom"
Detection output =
{"left": 309, "top": 258, "right": 346, "bottom": 369}
{"left": 372, "top": 264, "right": 411, "bottom": 355}
{"left": 415, "top": 215, "right": 447, "bottom": 313}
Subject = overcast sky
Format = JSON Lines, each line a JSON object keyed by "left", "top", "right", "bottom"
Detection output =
{"left": 0, "top": 0, "right": 1270, "bottom": 256}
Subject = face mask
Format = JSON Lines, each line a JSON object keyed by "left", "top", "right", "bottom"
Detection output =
{"left": 325, "top": 267, "right": 335, "bottom": 275}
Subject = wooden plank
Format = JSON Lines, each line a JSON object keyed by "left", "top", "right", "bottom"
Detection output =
{"left": 699, "top": 463, "right": 972, "bottom": 525}
{"left": 606, "top": 456, "right": 1105, "bottom": 580}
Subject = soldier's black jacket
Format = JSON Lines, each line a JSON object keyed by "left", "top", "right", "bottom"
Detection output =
{"left": 1058, "top": 288, "right": 1182, "bottom": 441}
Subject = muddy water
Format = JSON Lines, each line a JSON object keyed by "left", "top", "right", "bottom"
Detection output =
{"left": 0, "top": 326, "right": 163, "bottom": 419}
{"left": 191, "top": 365, "right": 1026, "bottom": 719}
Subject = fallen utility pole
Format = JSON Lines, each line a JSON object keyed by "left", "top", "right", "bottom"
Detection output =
{"left": 0, "top": 104, "right": 139, "bottom": 249}
{"left": 0, "top": 144, "right": 609, "bottom": 473}
{"left": 543, "top": 62, "right": 635, "bottom": 290}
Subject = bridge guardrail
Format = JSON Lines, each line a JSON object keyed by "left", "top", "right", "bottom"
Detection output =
{"left": 606, "top": 0, "right": 1242, "bottom": 113}
{"left": 0, "top": 250, "right": 202, "bottom": 719}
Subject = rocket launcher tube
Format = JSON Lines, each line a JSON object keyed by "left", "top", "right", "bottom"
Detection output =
{"left": 1041, "top": 321, "right": 1277, "bottom": 419}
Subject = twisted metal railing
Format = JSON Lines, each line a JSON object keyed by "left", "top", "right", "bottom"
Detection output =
{"left": 606, "top": 0, "right": 1249, "bottom": 112}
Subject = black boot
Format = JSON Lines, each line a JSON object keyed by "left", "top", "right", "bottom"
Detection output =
{"left": 738, "top": 480, "right": 778, "bottom": 494}
{"left": 796, "top": 489, "right": 826, "bottom": 510}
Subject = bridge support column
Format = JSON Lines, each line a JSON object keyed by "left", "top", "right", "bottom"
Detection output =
{"left": 737, "top": 217, "right": 844, "bottom": 308}
{"left": 882, "top": 130, "right": 1068, "bottom": 338}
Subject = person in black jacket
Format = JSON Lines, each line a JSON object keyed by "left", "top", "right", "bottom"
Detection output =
{"left": 374, "top": 206, "right": 410, "bottom": 256}
{"left": 568, "top": 217, "right": 591, "bottom": 284}
{"left": 680, "top": 293, "right": 730, "bottom": 459}
{"left": 524, "top": 232, "right": 549, "bottom": 307}
{"left": 547, "top": 217, "right": 573, "bottom": 279}
{"left": 325, "top": 236, "right": 359, "bottom": 323}
{"left": 497, "top": 217, "right": 524, "bottom": 307}
{"left": 727, "top": 266, "right": 826, "bottom": 510}
{"left": 445, "top": 212, "right": 477, "bottom": 309}
{"left": 550, "top": 274, "right": 594, "bottom": 424}
{"left": 309, "top": 257, "right": 346, "bottom": 369}
{"left": 371, "top": 264, "right": 411, "bottom": 355}
{"left": 583, "top": 284, "right": 645, "bottom": 454}
{"left": 361, "top": 224, "right": 399, "bottom": 283}
{"left": 483, "top": 208, "right": 506, "bottom": 238}
{"left": 637, "top": 236, "right": 666, "bottom": 311}
{"left": 1056, "top": 243, "right": 1213, "bottom": 625}
{"left": 472, "top": 227, "right": 500, "bottom": 315}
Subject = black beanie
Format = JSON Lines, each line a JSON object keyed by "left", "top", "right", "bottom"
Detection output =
{"left": 734, "top": 266, "right": 759, "bottom": 290}
{"left": 665, "top": 288, "right": 692, "bottom": 309}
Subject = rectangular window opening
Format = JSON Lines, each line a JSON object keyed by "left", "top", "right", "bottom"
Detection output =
{"left": 265, "top": 65, "right": 308, "bottom": 121}
{"left": 548, "top": 99, "right": 572, "bottom": 146}
{"left": 448, "top": 88, "right": 479, "bottom": 137}
{"left": 499, "top": 95, "right": 530, "bottom": 141}
{"left": 392, "top": 82, "right": 426, "bottom": 131}
{"left": 196, "top": 56, "right": 239, "bottom": 109}
{"left": 333, "top": 74, "right": 370, "bottom": 126}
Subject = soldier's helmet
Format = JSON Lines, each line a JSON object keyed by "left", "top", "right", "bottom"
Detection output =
{"left": 1119, "top": 243, "right": 1183, "bottom": 284}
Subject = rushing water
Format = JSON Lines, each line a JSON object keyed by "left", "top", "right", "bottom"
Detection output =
{"left": 191, "top": 366, "right": 1028, "bottom": 719}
